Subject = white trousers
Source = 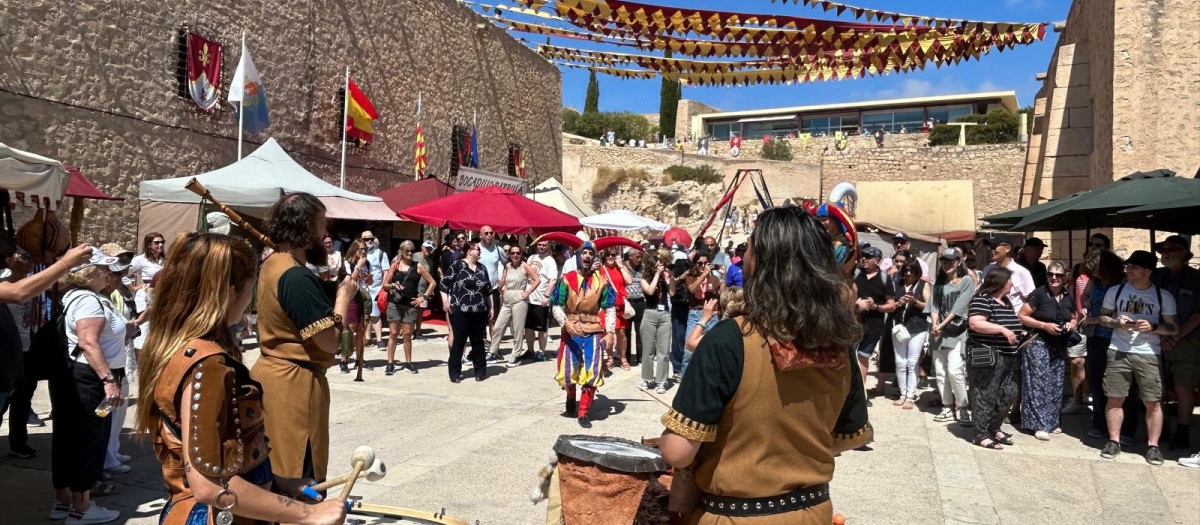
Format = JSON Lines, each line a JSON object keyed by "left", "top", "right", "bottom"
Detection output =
{"left": 932, "top": 341, "right": 970, "bottom": 408}
{"left": 893, "top": 330, "right": 928, "bottom": 398}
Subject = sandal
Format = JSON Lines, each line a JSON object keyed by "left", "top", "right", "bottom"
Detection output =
{"left": 902, "top": 400, "right": 915, "bottom": 410}
{"left": 892, "top": 398, "right": 905, "bottom": 406}
{"left": 994, "top": 432, "right": 1015, "bottom": 446}
{"left": 621, "top": 362, "right": 631, "bottom": 370}
{"left": 973, "top": 437, "right": 1004, "bottom": 450}
{"left": 91, "top": 481, "right": 121, "bottom": 497}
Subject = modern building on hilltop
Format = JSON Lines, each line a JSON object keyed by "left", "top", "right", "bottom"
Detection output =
{"left": 686, "top": 91, "right": 1019, "bottom": 140}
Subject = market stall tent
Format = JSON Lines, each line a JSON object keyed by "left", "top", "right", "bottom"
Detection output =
{"left": 138, "top": 138, "right": 398, "bottom": 248}
{"left": 525, "top": 178, "right": 596, "bottom": 218}
{"left": 580, "top": 209, "right": 668, "bottom": 232}
{"left": 0, "top": 142, "right": 69, "bottom": 209}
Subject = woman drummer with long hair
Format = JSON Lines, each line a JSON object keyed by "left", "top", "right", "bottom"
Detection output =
{"left": 659, "top": 207, "right": 871, "bottom": 524}
{"left": 137, "top": 233, "right": 346, "bottom": 525}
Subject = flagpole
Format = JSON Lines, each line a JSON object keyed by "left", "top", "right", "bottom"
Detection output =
{"left": 415, "top": 92, "right": 422, "bottom": 181}
{"left": 340, "top": 65, "right": 349, "bottom": 189}
{"left": 237, "top": 31, "right": 246, "bottom": 160}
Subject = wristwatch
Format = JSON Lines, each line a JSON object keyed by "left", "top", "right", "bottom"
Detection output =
{"left": 100, "top": 373, "right": 117, "bottom": 384}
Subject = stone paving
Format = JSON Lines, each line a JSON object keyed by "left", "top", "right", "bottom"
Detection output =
{"left": 1, "top": 326, "right": 1197, "bottom": 524}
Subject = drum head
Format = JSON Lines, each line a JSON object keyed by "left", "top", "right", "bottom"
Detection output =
{"left": 553, "top": 434, "right": 668, "bottom": 474}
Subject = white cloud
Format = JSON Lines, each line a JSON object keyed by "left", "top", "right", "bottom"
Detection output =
{"left": 977, "top": 79, "right": 1003, "bottom": 92}
{"left": 1005, "top": 0, "right": 1047, "bottom": 8}
{"left": 876, "top": 78, "right": 969, "bottom": 99}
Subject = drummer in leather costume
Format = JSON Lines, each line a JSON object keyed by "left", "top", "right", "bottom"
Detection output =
{"left": 659, "top": 208, "right": 872, "bottom": 524}
{"left": 136, "top": 233, "right": 346, "bottom": 525}
{"left": 549, "top": 240, "right": 617, "bottom": 429}
{"left": 251, "top": 193, "right": 354, "bottom": 483}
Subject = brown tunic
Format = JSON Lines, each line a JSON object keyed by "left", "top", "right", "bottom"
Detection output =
{"left": 250, "top": 252, "right": 334, "bottom": 480}
{"left": 151, "top": 339, "right": 269, "bottom": 525}
{"left": 663, "top": 318, "right": 872, "bottom": 525}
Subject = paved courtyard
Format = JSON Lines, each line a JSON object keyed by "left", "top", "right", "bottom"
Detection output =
{"left": 1, "top": 325, "right": 1197, "bottom": 524}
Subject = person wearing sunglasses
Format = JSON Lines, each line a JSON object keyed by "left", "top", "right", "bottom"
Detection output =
{"left": 477, "top": 226, "right": 505, "bottom": 341}
{"left": 1152, "top": 235, "right": 1200, "bottom": 460}
{"left": 359, "top": 231, "right": 390, "bottom": 348}
{"left": 489, "top": 246, "right": 540, "bottom": 366}
{"left": 130, "top": 232, "right": 167, "bottom": 289}
{"left": 1016, "top": 237, "right": 1049, "bottom": 289}
{"left": 1017, "top": 261, "right": 1079, "bottom": 441}
{"left": 382, "top": 241, "right": 436, "bottom": 376}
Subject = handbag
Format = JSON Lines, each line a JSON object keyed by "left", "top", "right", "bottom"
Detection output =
{"left": 891, "top": 322, "right": 911, "bottom": 345}
{"left": 943, "top": 317, "right": 968, "bottom": 337}
{"left": 968, "top": 344, "right": 997, "bottom": 368}
{"left": 1065, "top": 330, "right": 1083, "bottom": 348}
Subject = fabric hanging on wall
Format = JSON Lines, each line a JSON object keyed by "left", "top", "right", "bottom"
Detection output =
{"left": 186, "top": 32, "right": 223, "bottom": 111}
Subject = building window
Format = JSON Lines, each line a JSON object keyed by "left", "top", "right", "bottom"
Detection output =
{"left": 861, "top": 108, "right": 926, "bottom": 133}
{"left": 801, "top": 114, "right": 857, "bottom": 135}
{"left": 926, "top": 105, "right": 973, "bottom": 125}
{"left": 706, "top": 123, "right": 731, "bottom": 140}
{"left": 743, "top": 119, "right": 798, "bottom": 139}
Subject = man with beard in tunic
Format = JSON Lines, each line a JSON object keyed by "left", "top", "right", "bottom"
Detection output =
{"left": 251, "top": 193, "right": 354, "bottom": 482}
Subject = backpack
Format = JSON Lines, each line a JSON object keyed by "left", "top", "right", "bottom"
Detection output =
{"left": 29, "top": 291, "right": 98, "bottom": 380}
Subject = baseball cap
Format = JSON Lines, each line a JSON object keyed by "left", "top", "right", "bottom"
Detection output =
{"left": 1155, "top": 234, "right": 1189, "bottom": 253}
{"left": 71, "top": 247, "right": 121, "bottom": 273}
{"left": 422, "top": 240, "right": 435, "bottom": 249}
{"left": 940, "top": 248, "right": 961, "bottom": 260}
{"left": 891, "top": 232, "right": 910, "bottom": 243}
{"left": 1124, "top": 250, "right": 1158, "bottom": 270}
{"left": 1024, "top": 237, "right": 1046, "bottom": 248}
{"left": 860, "top": 246, "right": 883, "bottom": 259}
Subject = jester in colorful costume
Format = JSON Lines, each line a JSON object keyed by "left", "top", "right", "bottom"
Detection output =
{"left": 813, "top": 203, "right": 857, "bottom": 269}
{"left": 537, "top": 233, "right": 643, "bottom": 428}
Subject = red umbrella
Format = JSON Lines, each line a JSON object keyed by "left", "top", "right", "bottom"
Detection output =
{"left": 398, "top": 185, "right": 581, "bottom": 235}
{"left": 662, "top": 227, "right": 692, "bottom": 249}
{"left": 374, "top": 176, "right": 453, "bottom": 215}
{"left": 65, "top": 164, "right": 122, "bottom": 201}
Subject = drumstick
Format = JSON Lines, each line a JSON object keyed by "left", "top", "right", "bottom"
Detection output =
{"left": 641, "top": 389, "right": 672, "bottom": 409}
{"left": 339, "top": 447, "right": 373, "bottom": 500}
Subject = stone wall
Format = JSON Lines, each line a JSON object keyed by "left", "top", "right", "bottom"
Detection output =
{"left": 1023, "top": 0, "right": 1200, "bottom": 260}
{"left": 560, "top": 136, "right": 1025, "bottom": 235}
{"left": 704, "top": 132, "right": 933, "bottom": 161}
{"left": 675, "top": 99, "right": 721, "bottom": 140}
{"left": 561, "top": 142, "right": 820, "bottom": 232}
{"left": 0, "top": 0, "right": 561, "bottom": 247}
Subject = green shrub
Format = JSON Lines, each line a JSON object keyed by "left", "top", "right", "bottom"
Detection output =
{"left": 571, "top": 111, "right": 654, "bottom": 142}
{"left": 562, "top": 108, "right": 580, "bottom": 135}
{"left": 928, "top": 109, "right": 1020, "bottom": 146}
{"left": 759, "top": 139, "right": 794, "bottom": 161}
{"left": 664, "top": 164, "right": 722, "bottom": 184}
{"left": 592, "top": 167, "right": 651, "bottom": 198}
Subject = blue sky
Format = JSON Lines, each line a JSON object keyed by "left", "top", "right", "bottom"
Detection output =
{"left": 499, "top": 0, "right": 1071, "bottom": 113}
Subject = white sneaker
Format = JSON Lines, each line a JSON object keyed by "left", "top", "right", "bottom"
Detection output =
{"left": 65, "top": 503, "right": 119, "bottom": 525}
{"left": 637, "top": 381, "right": 653, "bottom": 391}
{"left": 48, "top": 502, "right": 71, "bottom": 520}
{"left": 1035, "top": 431, "right": 1051, "bottom": 441}
{"left": 105, "top": 464, "right": 131, "bottom": 474}
{"left": 655, "top": 385, "right": 668, "bottom": 395}
{"left": 1179, "top": 453, "right": 1200, "bottom": 468}
{"left": 1086, "top": 429, "right": 1106, "bottom": 439}
{"left": 505, "top": 360, "right": 520, "bottom": 368}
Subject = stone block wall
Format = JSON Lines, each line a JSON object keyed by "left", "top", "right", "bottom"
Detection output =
{"left": 0, "top": 0, "right": 561, "bottom": 247}
{"left": 675, "top": 99, "right": 721, "bottom": 140}
{"left": 1023, "top": 0, "right": 1200, "bottom": 260}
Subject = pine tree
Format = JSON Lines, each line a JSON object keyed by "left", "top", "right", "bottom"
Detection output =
{"left": 584, "top": 70, "right": 600, "bottom": 114}
{"left": 658, "top": 49, "right": 681, "bottom": 138}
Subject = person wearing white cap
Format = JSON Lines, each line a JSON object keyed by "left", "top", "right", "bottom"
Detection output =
{"left": 359, "top": 230, "right": 390, "bottom": 347}
{"left": 49, "top": 247, "right": 130, "bottom": 524}
{"left": 411, "top": 239, "right": 436, "bottom": 337}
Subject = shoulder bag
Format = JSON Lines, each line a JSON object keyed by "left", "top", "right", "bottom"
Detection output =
{"left": 891, "top": 283, "right": 915, "bottom": 344}
{"left": 967, "top": 296, "right": 1001, "bottom": 368}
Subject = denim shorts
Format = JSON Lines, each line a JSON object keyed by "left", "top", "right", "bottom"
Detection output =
{"left": 856, "top": 334, "right": 882, "bottom": 358}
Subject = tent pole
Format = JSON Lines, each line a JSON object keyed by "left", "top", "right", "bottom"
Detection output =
{"left": 1150, "top": 229, "right": 1156, "bottom": 250}
{"left": 340, "top": 65, "right": 350, "bottom": 189}
{"left": 237, "top": 31, "right": 245, "bottom": 160}
{"left": 1067, "top": 230, "right": 1073, "bottom": 270}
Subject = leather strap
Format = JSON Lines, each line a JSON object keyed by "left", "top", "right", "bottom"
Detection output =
{"left": 698, "top": 484, "right": 830, "bottom": 517}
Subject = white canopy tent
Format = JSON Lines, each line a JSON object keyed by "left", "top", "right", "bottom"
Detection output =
{"left": 579, "top": 209, "right": 668, "bottom": 232}
{"left": 0, "top": 142, "right": 69, "bottom": 210}
{"left": 138, "top": 138, "right": 398, "bottom": 248}
{"left": 525, "top": 178, "right": 596, "bottom": 218}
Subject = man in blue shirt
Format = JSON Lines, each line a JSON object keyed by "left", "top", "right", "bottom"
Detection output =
{"left": 725, "top": 243, "right": 746, "bottom": 287}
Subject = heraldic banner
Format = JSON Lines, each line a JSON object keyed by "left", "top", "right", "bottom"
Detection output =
{"left": 187, "top": 32, "right": 223, "bottom": 111}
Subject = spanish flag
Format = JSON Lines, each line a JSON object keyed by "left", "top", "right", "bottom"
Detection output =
{"left": 345, "top": 78, "right": 378, "bottom": 143}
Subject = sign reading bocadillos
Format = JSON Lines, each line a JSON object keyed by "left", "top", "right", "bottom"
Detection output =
{"left": 455, "top": 167, "right": 527, "bottom": 194}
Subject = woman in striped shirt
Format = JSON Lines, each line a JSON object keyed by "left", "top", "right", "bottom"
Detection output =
{"left": 967, "top": 266, "right": 1025, "bottom": 449}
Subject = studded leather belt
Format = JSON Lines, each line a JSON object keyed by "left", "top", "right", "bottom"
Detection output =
{"left": 698, "top": 484, "right": 830, "bottom": 517}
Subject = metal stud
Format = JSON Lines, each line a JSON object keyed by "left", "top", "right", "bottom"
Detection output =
{"left": 213, "top": 466, "right": 221, "bottom": 474}
{"left": 780, "top": 499, "right": 786, "bottom": 506}
{"left": 741, "top": 503, "right": 748, "bottom": 510}
{"left": 790, "top": 497, "right": 796, "bottom": 503}
{"left": 191, "top": 414, "right": 198, "bottom": 421}
{"left": 191, "top": 403, "right": 199, "bottom": 411}
{"left": 204, "top": 462, "right": 210, "bottom": 470}
{"left": 769, "top": 502, "right": 775, "bottom": 508}
{"left": 755, "top": 503, "right": 761, "bottom": 510}
{"left": 193, "top": 393, "right": 201, "bottom": 401}
{"left": 192, "top": 447, "right": 199, "bottom": 454}
{"left": 718, "top": 503, "right": 724, "bottom": 509}
{"left": 802, "top": 495, "right": 808, "bottom": 502}
{"left": 193, "top": 382, "right": 201, "bottom": 391}
{"left": 194, "top": 372, "right": 202, "bottom": 380}
{"left": 194, "top": 457, "right": 201, "bottom": 465}
{"left": 232, "top": 407, "right": 238, "bottom": 415}
{"left": 184, "top": 348, "right": 196, "bottom": 357}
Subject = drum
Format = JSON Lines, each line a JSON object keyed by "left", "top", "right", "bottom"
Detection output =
{"left": 548, "top": 435, "right": 671, "bottom": 525}
{"left": 553, "top": 435, "right": 667, "bottom": 473}
{"left": 346, "top": 501, "right": 473, "bottom": 524}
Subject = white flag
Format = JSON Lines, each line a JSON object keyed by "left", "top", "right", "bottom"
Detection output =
{"left": 228, "top": 46, "right": 269, "bottom": 134}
